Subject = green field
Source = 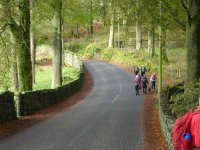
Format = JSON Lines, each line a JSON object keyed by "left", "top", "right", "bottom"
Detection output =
{"left": 33, "top": 67, "right": 80, "bottom": 90}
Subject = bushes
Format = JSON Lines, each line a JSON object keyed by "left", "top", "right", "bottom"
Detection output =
{"left": 170, "top": 80, "right": 200, "bottom": 117}
{"left": 159, "top": 91, "right": 175, "bottom": 150}
{"left": 0, "top": 91, "right": 16, "bottom": 123}
{"left": 19, "top": 73, "right": 84, "bottom": 116}
{"left": 100, "top": 48, "right": 157, "bottom": 72}
{"left": 65, "top": 42, "right": 102, "bottom": 59}
{"left": 160, "top": 79, "right": 200, "bottom": 118}
{"left": 65, "top": 42, "right": 86, "bottom": 53}
{"left": 159, "top": 79, "right": 200, "bottom": 149}
{"left": 78, "top": 43, "right": 101, "bottom": 59}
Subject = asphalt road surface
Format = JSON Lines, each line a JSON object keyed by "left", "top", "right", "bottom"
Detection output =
{"left": 0, "top": 60, "right": 144, "bottom": 150}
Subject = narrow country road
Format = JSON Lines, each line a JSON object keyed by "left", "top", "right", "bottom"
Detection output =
{"left": 0, "top": 60, "right": 144, "bottom": 150}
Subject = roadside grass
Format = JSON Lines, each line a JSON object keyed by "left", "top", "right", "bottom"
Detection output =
{"left": 33, "top": 67, "right": 80, "bottom": 90}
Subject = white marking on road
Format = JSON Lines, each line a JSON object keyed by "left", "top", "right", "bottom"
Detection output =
{"left": 119, "top": 84, "right": 122, "bottom": 92}
{"left": 112, "top": 95, "right": 119, "bottom": 103}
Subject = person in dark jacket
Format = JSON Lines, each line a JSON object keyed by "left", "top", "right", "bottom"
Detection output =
{"left": 141, "top": 75, "right": 148, "bottom": 93}
{"left": 133, "top": 65, "right": 139, "bottom": 75}
{"left": 134, "top": 75, "right": 140, "bottom": 95}
{"left": 141, "top": 65, "right": 147, "bottom": 76}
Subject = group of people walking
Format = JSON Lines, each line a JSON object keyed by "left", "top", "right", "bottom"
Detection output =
{"left": 133, "top": 65, "right": 156, "bottom": 95}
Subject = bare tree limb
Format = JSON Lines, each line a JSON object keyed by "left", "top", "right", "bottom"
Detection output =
{"left": 181, "top": 0, "right": 193, "bottom": 26}
{"left": 181, "top": 0, "right": 188, "bottom": 10}
{"left": 0, "top": 35, "right": 6, "bottom": 47}
{"left": 161, "top": 1, "right": 186, "bottom": 31}
{"left": 180, "top": 0, "right": 192, "bottom": 24}
{"left": 0, "top": 24, "right": 8, "bottom": 35}
{"left": 0, "top": 24, "right": 8, "bottom": 47}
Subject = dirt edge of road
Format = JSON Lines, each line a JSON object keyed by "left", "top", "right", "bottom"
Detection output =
{"left": 0, "top": 67, "right": 94, "bottom": 141}
{"left": 143, "top": 92, "right": 169, "bottom": 150}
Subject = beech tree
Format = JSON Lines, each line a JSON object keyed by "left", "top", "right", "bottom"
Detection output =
{"left": 0, "top": 32, "right": 12, "bottom": 91}
{"left": 51, "top": 0, "right": 63, "bottom": 88}
{"left": 181, "top": 0, "right": 200, "bottom": 82}
{"left": 30, "top": 0, "right": 37, "bottom": 84}
{"left": 1, "top": 0, "right": 32, "bottom": 91}
{"left": 108, "top": 4, "right": 115, "bottom": 48}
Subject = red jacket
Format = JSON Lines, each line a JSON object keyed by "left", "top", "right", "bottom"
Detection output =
{"left": 191, "top": 106, "right": 200, "bottom": 148}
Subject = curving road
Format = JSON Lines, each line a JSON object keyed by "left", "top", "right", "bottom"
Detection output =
{"left": 0, "top": 60, "right": 144, "bottom": 150}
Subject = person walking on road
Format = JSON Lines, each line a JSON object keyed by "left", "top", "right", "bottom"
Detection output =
{"left": 141, "top": 65, "right": 146, "bottom": 77}
{"left": 133, "top": 65, "right": 139, "bottom": 75}
{"left": 138, "top": 73, "right": 142, "bottom": 92}
{"left": 141, "top": 74, "right": 148, "bottom": 93}
{"left": 134, "top": 75, "right": 140, "bottom": 95}
{"left": 150, "top": 73, "right": 156, "bottom": 90}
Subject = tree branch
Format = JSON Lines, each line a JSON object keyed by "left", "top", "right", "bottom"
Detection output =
{"left": 0, "top": 24, "right": 8, "bottom": 47}
{"left": 0, "top": 35, "right": 6, "bottom": 47}
{"left": 0, "top": 25, "right": 7, "bottom": 47}
{"left": 181, "top": 0, "right": 188, "bottom": 10}
{"left": 180, "top": 0, "right": 192, "bottom": 24}
{"left": 0, "top": 24, "right": 8, "bottom": 35}
{"left": 161, "top": 1, "right": 186, "bottom": 31}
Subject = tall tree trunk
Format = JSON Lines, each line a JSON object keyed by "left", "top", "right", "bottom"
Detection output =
{"left": 151, "top": 27, "right": 156, "bottom": 58}
{"left": 61, "top": 19, "right": 65, "bottom": 67}
{"left": 148, "top": 27, "right": 155, "bottom": 58}
{"left": 12, "top": 48, "right": 19, "bottom": 92}
{"left": 117, "top": 10, "right": 120, "bottom": 48}
{"left": 108, "top": 9, "right": 115, "bottom": 48}
{"left": 30, "top": 0, "right": 36, "bottom": 84}
{"left": 185, "top": 1, "right": 200, "bottom": 82}
{"left": 147, "top": 30, "right": 152, "bottom": 58}
{"left": 17, "top": 0, "right": 32, "bottom": 91}
{"left": 100, "top": 0, "right": 106, "bottom": 26}
{"left": 51, "top": 2, "right": 62, "bottom": 88}
{"left": 162, "top": 26, "right": 168, "bottom": 62}
{"left": 30, "top": 32, "right": 36, "bottom": 84}
{"left": 135, "top": 0, "right": 142, "bottom": 50}
{"left": 158, "top": 1, "right": 163, "bottom": 94}
{"left": 136, "top": 20, "right": 142, "bottom": 50}
{"left": 90, "top": 0, "right": 93, "bottom": 36}
{"left": 4, "top": 0, "right": 32, "bottom": 91}
{"left": 11, "top": 33, "right": 19, "bottom": 92}
{"left": 123, "top": 19, "right": 128, "bottom": 34}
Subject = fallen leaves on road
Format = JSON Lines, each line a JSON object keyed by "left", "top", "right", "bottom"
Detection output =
{"left": 143, "top": 92, "right": 169, "bottom": 150}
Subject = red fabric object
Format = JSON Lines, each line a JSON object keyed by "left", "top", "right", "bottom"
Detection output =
{"left": 134, "top": 79, "right": 139, "bottom": 85}
{"left": 172, "top": 110, "right": 193, "bottom": 150}
{"left": 181, "top": 135, "right": 192, "bottom": 150}
{"left": 191, "top": 106, "right": 200, "bottom": 148}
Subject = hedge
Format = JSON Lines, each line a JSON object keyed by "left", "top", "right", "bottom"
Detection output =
{"left": 159, "top": 87, "right": 182, "bottom": 150}
{"left": 18, "top": 73, "right": 84, "bottom": 116}
{"left": 159, "top": 91, "right": 175, "bottom": 150}
{"left": 0, "top": 91, "right": 16, "bottom": 123}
